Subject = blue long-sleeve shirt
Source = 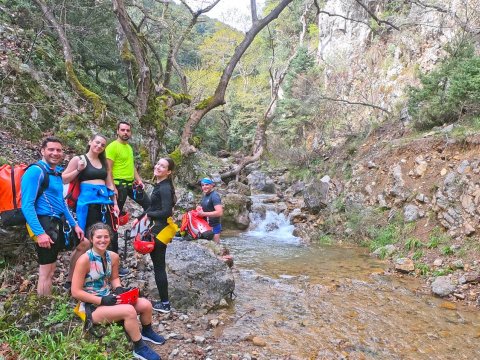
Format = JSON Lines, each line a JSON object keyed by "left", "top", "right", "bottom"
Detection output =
{"left": 21, "top": 160, "right": 77, "bottom": 236}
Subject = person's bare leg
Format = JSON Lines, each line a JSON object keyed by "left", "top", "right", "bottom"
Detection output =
{"left": 92, "top": 304, "right": 142, "bottom": 341}
{"left": 67, "top": 240, "right": 90, "bottom": 282}
{"left": 38, "top": 263, "right": 56, "bottom": 296}
{"left": 134, "top": 298, "right": 153, "bottom": 325}
{"left": 213, "top": 233, "right": 220, "bottom": 244}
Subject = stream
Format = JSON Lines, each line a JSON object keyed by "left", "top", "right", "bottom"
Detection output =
{"left": 219, "top": 197, "right": 480, "bottom": 359}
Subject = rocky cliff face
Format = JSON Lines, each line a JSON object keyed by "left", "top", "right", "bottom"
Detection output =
{"left": 312, "top": 0, "right": 479, "bottom": 148}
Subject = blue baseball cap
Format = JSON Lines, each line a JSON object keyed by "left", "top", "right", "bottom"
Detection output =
{"left": 200, "top": 178, "right": 214, "bottom": 185}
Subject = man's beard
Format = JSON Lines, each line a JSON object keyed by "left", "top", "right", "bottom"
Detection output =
{"left": 121, "top": 135, "right": 130, "bottom": 141}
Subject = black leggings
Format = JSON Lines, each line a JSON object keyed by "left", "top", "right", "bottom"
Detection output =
{"left": 113, "top": 183, "right": 151, "bottom": 255}
{"left": 149, "top": 226, "right": 168, "bottom": 302}
{"left": 85, "top": 204, "right": 117, "bottom": 252}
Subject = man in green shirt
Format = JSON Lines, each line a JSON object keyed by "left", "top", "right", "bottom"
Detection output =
{"left": 106, "top": 121, "right": 150, "bottom": 276}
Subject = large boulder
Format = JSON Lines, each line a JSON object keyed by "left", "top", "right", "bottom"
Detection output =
{"left": 222, "top": 193, "right": 252, "bottom": 230}
{"left": 303, "top": 176, "right": 330, "bottom": 214}
{"left": 246, "top": 170, "right": 276, "bottom": 194}
{"left": 148, "top": 241, "right": 235, "bottom": 312}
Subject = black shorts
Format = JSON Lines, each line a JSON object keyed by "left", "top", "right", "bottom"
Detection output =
{"left": 35, "top": 216, "right": 67, "bottom": 265}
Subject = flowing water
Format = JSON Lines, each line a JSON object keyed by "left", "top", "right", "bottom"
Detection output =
{"left": 220, "top": 198, "right": 480, "bottom": 359}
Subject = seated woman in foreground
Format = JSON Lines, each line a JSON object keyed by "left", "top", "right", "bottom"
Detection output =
{"left": 71, "top": 222, "right": 164, "bottom": 360}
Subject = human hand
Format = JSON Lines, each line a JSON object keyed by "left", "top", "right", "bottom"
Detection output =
{"left": 136, "top": 180, "right": 144, "bottom": 189}
{"left": 113, "top": 204, "right": 120, "bottom": 216}
{"left": 100, "top": 294, "right": 118, "bottom": 306}
{"left": 74, "top": 225, "right": 84, "bottom": 241}
{"left": 113, "top": 287, "right": 131, "bottom": 295}
{"left": 37, "top": 233, "right": 54, "bottom": 248}
{"left": 132, "top": 217, "right": 140, "bottom": 227}
{"left": 77, "top": 157, "right": 87, "bottom": 171}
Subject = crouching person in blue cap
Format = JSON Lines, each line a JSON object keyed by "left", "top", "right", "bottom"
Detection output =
{"left": 71, "top": 222, "right": 165, "bottom": 360}
{"left": 196, "top": 177, "right": 223, "bottom": 244}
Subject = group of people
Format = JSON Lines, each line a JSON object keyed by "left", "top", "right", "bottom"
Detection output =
{"left": 20, "top": 121, "right": 223, "bottom": 360}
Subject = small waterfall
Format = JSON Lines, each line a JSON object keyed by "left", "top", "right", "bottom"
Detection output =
{"left": 246, "top": 194, "right": 299, "bottom": 243}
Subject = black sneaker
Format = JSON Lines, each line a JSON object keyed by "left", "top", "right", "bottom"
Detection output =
{"left": 63, "top": 281, "right": 72, "bottom": 290}
{"left": 118, "top": 267, "right": 130, "bottom": 277}
{"left": 152, "top": 301, "right": 171, "bottom": 313}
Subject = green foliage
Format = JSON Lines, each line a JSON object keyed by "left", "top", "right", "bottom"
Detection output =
{"left": 45, "top": 301, "right": 75, "bottom": 327}
{"left": 427, "top": 227, "right": 449, "bottom": 248}
{"left": 432, "top": 267, "right": 453, "bottom": 276}
{"left": 404, "top": 237, "right": 423, "bottom": 251}
{"left": 441, "top": 246, "right": 454, "bottom": 256}
{"left": 415, "top": 263, "right": 430, "bottom": 276}
{"left": 408, "top": 38, "right": 480, "bottom": 130}
{"left": 369, "top": 223, "right": 401, "bottom": 251}
{"left": 412, "top": 250, "right": 423, "bottom": 261}
{"left": 317, "top": 234, "right": 333, "bottom": 245}
{"left": 0, "top": 294, "right": 130, "bottom": 359}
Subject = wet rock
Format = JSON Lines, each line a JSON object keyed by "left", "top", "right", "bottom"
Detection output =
{"left": 394, "top": 258, "right": 414, "bottom": 273}
{"left": 440, "top": 301, "right": 457, "bottom": 310}
{"left": 431, "top": 276, "right": 455, "bottom": 297}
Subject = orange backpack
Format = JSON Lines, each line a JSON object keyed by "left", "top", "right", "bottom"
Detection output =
{"left": 0, "top": 163, "right": 50, "bottom": 227}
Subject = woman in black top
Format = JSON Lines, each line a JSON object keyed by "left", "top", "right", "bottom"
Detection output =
{"left": 62, "top": 134, "right": 119, "bottom": 288}
{"left": 143, "top": 157, "right": 176, "bottom": 313}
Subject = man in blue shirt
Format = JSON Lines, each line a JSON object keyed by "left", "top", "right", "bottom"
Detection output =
{"left": 21, "top": 137, "right": 85, "bottom": 296}
{"left": 197, "top": 178, "right": 223, "bottom": 244}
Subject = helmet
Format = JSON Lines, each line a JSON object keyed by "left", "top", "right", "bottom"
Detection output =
{"left": 117, "top": 287, "right": 139, "bottom": 305}
{"left": 133, "top": 231, "right": 155, "bottom": 254}
{"left": 118, "top": 212, "right": 130, "bottom": 226}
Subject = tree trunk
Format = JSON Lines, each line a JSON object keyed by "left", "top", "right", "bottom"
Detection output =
{"left": 179, "top": 0, "right": 295, "bottom": 157}
{"left": 34, "top": 0, "right": 106, "bottom": 120}
{"left": 112, "top": 0, "right": 151, "bottom": 118}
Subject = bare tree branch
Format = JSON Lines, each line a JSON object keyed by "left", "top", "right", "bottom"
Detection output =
{"left": 353, "top": 0, "right": 400, "bottom": 30}
{"left": 319, "top": 10, "right": 371, "bottom": 28}
{"left": 250, "top": 0, "right": 258, "bottom": 24}
{"left": 320, "top": 96, "right": 391, "bottom": 114}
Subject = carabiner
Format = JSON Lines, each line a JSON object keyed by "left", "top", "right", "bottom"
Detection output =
{"left": 63, "top": 222, "right": 72, "bottom": 248}
{"left": 101, "top": 204, "right": 107, "bottom": 224}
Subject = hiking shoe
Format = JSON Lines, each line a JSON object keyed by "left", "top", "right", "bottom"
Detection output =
{"left": 133, "top": 345, "right": 161, "bottom": 360}
{"left": 142, "top": 327, "right": 165, "bottom": 345}
{"left": 152, "top": 301, "right": 171, "bottom": 313}
{"left": 118, "top": 267, "right": 130, "bottom": 277}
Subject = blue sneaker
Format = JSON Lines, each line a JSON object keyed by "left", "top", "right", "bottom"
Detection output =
{"left": 142, "top": 327, "right": 165, "bottom": 345}
{"left": 133, "top": 344, "right": 161, "bottom": 360}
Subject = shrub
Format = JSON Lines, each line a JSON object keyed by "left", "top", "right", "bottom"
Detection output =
{"left": 408, "top": 38, "right": 480, "bottom": 130}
